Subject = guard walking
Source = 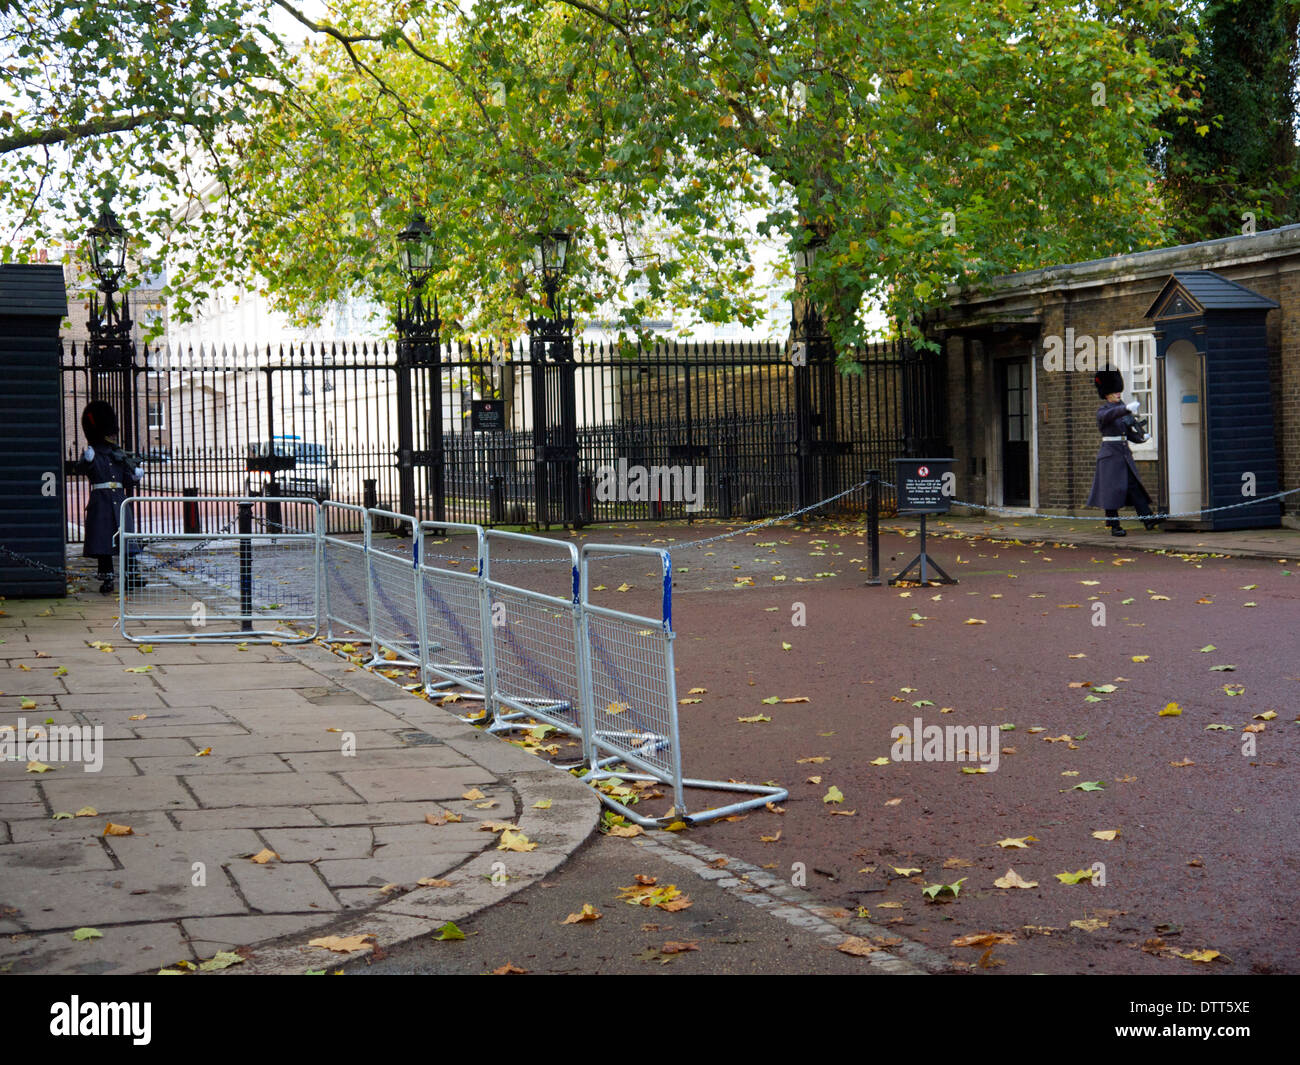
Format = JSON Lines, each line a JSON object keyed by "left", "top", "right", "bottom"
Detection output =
{"left": 74, "top": 401, "right": 145, "bottom": 593}
{"left": 1086, "top": 368, "right": 1159, "bottom": 537}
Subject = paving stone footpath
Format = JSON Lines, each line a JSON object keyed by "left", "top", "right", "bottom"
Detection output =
{"left": 0, "top": 558, "right": 598, "bottom": 975}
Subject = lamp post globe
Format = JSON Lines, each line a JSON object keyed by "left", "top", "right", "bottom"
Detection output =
{"left": 87, "top": 206, "right": 128, "bottom": 291}
{"left": 397, "top": 212, "right": 434, "bottom": 289}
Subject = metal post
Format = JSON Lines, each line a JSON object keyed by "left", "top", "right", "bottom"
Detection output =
{"left": 238, "top": 502, "right": 253, "bottom": 632}
{"left": 183, "top": 487, "right": 200, "bottom": 534}
{"left": 866, "top": 469, "right": 881, "bottom": 585}
{"left": 265, "top": 479, "right": 283, "bottom": 534}
{"left": 395, "top": 293, "right": 442, "bottom": 525}
{"left": 363, "top": 478, "right": 378, "bottom": 511}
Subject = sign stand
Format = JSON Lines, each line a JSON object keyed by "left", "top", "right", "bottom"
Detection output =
{"left": 888, "top": 513, "right": 956, "bottom": 585}
{"left": 889, "top": 457, "right": 959, "bottom": 586}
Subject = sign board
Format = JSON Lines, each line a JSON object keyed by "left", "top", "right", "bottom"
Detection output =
{"left": 471, "top": 399, "right": 505, "bottom": 432}
{"left": 893, "top": 457, "right": 954, "bottom": 514}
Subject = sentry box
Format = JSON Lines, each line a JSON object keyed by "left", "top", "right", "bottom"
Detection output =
{"left": 890, "top": 457, "right": 958, "bottom": 586}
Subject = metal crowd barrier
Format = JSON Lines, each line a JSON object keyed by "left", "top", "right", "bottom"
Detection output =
{"left": 416, "top": 522, "right": 493, "bottom": 703}
{"left": 118, "top": 496, "right": 788, "bottom": 825}
{"left": 118, "top": 496, "right": 320, "bottom": 643}
{"left": 481, "top": 530, "right": 588, "bottom": 745}
{"left": 321, "top": 501, "right": 370, "bottom": 644}
{"left": 365, "top": 508, "right": 422, "bottom": 667}
{"left": 578, "top": 544, "right": 787, "bottom": 825}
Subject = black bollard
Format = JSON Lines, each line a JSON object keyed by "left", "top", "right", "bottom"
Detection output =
{"left": 183, "top": 487, "right": 200, "bottom": 535}
{"left": 866, "top": 469, "right": 881, "bottom": 586}
{"left": 238, "top": 502, "right": 253, "bottom": 632}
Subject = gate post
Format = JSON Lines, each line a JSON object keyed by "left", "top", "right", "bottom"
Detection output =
{"left": 394, "top": 293, "right": 443, "bottom": 525}
{"left": 528, "top": 301, "right": 578, "bottom": 528}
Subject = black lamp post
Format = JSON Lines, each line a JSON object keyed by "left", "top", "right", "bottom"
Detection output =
{"left": 393, "top": 213, "right": 443, "bottom": 523}
{"left": 526, "top": 228, "right": 579, "bottom": 528}
{"left": 86, "top": 205, "right": 136, "bottom": 452}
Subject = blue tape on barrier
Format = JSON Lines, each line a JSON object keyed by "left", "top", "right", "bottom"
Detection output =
{"left": 661, "top": 552, "right": 672, "bottom": 633}
{"left": 572, "top": 565, "right": 580, "bottom": 604}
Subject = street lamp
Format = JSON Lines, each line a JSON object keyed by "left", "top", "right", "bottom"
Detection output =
{"left": 526, "top": 228, "right": 578, "bottom": 528}
{"left": 792, "top": 229, "right": 824, "bottom": 282}
{"left": 532, "top": 229, "right": 570, "bottom": 314}
{"left": 85, "top": 204, "right": 135, "bottom": 450}
{"left": 393, "top": 212, "right": 443, "bottom": 524}
{"left": 88, "top": 206, "right": 129, "bottom": 292}
{"left": 397, "top": 212, "right": 435, "bottom": 290}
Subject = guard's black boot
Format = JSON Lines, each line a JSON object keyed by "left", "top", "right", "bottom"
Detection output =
{"left": 1108, "top": 524, "right": 1126, "bottom": 537}
{"left": 98, "top": 573, "right": 114, "bottom": 595}
{"left": 1142, "top": 517, "right": 1159, "bottom": 531}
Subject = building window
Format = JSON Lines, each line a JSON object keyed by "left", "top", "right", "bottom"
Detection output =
{"left": 147, "top": 401, "right": 165, "bottom": 431}
{"left": 1111, "top": 330, "right": 1157, "bottom": 456}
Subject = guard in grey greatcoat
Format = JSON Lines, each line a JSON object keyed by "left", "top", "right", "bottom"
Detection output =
{"left": 1085, "top": 368, "right": 1159, "bottom": 537}
{"left": 74, "top": 401, "right": 144, "bottom": 593}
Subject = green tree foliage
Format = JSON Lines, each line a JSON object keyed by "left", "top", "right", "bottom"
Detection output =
{"left": 4, "top": 0, "right": 1201, "bottom": 355}
{"left": 1157, "top": 0, "right": 1300, "bottom": 242}
{"left": 0, "top": 0, "right": 285, "bottom": 280}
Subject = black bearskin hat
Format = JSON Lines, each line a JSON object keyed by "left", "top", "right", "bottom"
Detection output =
{"left": 81, "top": 401, "right": 118, "bottom": 445}
{"left": 1094, "top": 367, "right": 1124, "bottom": 399}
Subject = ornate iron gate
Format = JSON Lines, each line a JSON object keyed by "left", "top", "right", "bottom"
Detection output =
{"left": 58, "top": 334, "right": 946, "bottom": 542}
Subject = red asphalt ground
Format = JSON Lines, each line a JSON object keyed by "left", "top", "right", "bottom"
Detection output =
{"left": 544, "top": 516, "right": 1300, "bottom": 975}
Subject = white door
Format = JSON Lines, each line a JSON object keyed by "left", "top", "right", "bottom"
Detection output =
{"left": 1163, "top": 340, "right": 1202, "bottom": 518}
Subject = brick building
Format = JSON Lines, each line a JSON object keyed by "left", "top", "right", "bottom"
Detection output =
{"left": 930, "top": 224, "right": 1300, "bottom": 530}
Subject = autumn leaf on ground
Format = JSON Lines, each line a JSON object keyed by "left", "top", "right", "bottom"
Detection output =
{"left": 736, "top": 714, "right": 771, "bottom": 724}
{"left": 198, "top": 950, "right": 245, "bottom": 971}
{"left": 1070, "top": 781, "right": 1106, "bottom": 792}
{"left": 1254, "top": 710, "right": 1278, "bottom": 721}
{"left": 1132, "top": 655, "right": 1150, "bottom": 663}
{"left": 74, "top": 806, "right": 97, "bottom": 817}
{"left": 869, "top": 757, "right": 891, "bottom": 766}
{"left": 425, "top": 810, "right": 462, "bottom": 825}
{"left": 1177, "top": 949, "right": 1223, "bottom": 963}
{"left": 781, "top": 696, "right": 810, "bottom": 704}
{"left": 25, "top": 761, "right": 52, "bottom": 773}
{"left": 1169, "top": 757, "right": 1195, "bottom": 768}
{"left": 103, "top": 822, "right": 133, "bottom": 837}
{"left": 249, "top": 847, "right": 278, "bottom": 864}
{"left": 492, "top": 962, "right": 528, "bottom": 974}
{"left": 561, "top": 903, "right": 602, "bottom": 924}
{"left": 890, "top": 866, "right": 923, "bottom": 877}
{"left": 433, "top": 923, "right": 465, "bottom": 941}
{"left": 837, "top": 936, "right": 883, "bottom": 956}
{"left": 498, "top": 830, "right": 537, "bottom": 852}
{"left": 796, "top": 756, "right": 829, "bottom": 764}
{"left": 687, "top": 687, "right": 707, "bottom": 694}
{"left": 1198, "top": 645, "right": 1216, "bottom": 652}
{"left": 52, "top": 812, "right": 74, "bottom": 821}
{"left": 964, "top": 618, "right": 986, "bottom": 625}
{"left": 71, "top": 928, "right": 103, "bottom": 941}
{"left": 1070, "top": 919, "right": 1109, "bottom": 932}
{"left": 952, "top": 932, "right": 1015, "bottom": 947}
{"left": 922, "top": 878, "right": 966, "bottom": 900}
{"left": 823, "top": 785, "right": 844, "bottom": 804}
{"left": 996, "top": 836, "right": 1038, "bottom": 848}
{"left": 660, "top": 941, "right": 699, "bottom": 954}
{"left": 994, "top": 869, "right": 1038, "bottom": 889}
{"left": 1056, "top": 869, "right": 1096, "bottom": 884}
{"left": 127, "top": 714, "right": 147, "bottom": 721}
{"left": 416, "top": 878, "right": 452, "bottom": 888}
{"left": 1159, "top": 702, "right": 1182, "bottom": 717}
{"left": 617, "top": 882, "right": 691, "bottom": 911}
{"left": 1092, "top": 829, "right": 1120, "bottom": 841}
{"left": 461, "top": 788, "right": 486, "bottom": 801}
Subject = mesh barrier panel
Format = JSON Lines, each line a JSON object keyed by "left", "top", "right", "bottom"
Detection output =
{"left": 366, "top": 511, "right": 421, "bottom": 664}
{"left": 487, "top": 585, "right": 583, "bottom": 735}
{"left": 585, "top": 608, "right": 677, "bottom": 780}
{"left": 320, "top": 503, "right": 370, "bottom": 642}
{"left": 120, "top": 498, "right": 318, "bottom": 642}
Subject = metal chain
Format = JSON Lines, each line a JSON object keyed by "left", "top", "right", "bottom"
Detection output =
{"left": 876, "top": 480, "right": 1300, "bottom": 523}
{"left": 0, "top": 543, "right": 83, "bottom": 580}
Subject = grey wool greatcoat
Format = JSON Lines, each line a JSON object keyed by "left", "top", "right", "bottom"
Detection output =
{"left": 1086, "top": 401, "right": 1151, "bottom": 510}
{"left": 73, "top": 447, "right": 140, "bottom": 557}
